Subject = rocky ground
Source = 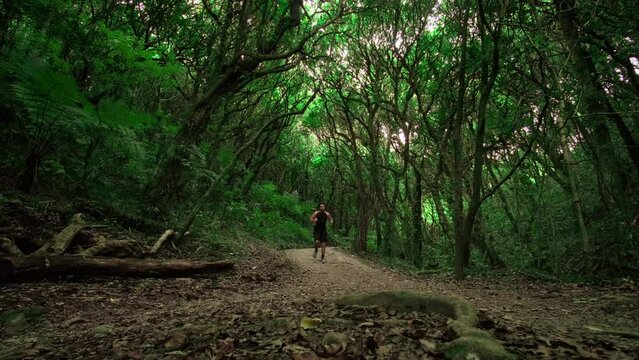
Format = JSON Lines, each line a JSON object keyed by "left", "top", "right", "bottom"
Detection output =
{"left": 1, "top": 245, "right": 638, "bottom": 359}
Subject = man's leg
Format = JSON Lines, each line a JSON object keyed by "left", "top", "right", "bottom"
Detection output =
{"left": 320, "top": 231, "right": 328, "bottom": 262}
{"left": 313, "top": 239, "right": 319, "bottom": 258}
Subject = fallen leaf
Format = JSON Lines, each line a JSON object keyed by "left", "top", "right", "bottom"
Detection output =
{"left": 419, "top": 339, "right": 437, "bottom": 351}
{"left": 300, "top": 317, "right": 322, "bottom": 330}
{"left": 62, "top": 316, "right": 84, "bottom": 327}
{"left": 358, "top": 321, "right": 375, "bottom": 328}
{"left": 378, "top": 345, "right": 392, "bottom": 356}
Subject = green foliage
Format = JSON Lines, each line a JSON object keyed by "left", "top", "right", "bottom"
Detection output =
{"left": 244, "top": 183, "right": 315, "bottom": 248}
{"left": 1, "top": 0, "right": 637, "bottom": 283}
{"left": 11, "top": 59, "right": 94, "bottom": 135}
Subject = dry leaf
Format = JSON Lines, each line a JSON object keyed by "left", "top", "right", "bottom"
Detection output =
{"left": 300, "top": 317, "right": 322, "bottom": 330}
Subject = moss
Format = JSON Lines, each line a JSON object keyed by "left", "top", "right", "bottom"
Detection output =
{"left": 336, "top": 291, "right": 477, "bottom": 326}
{"left": 336, "top": 291, "right": 514, "bottom": 360}
{"left": 0, "top": 305, "right": 46, "bottom": 328}
{"left": 443, "top": 336, "right": 515, "bottom": 360}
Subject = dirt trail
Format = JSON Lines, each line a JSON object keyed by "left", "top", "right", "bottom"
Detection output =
{"left": 1, "top": 245, "right": 638, "bottom": 359}
{"left": 281, "top": 247, "right": 419, "bottom": 297}
{"left": 283, "top": 247, "right": 639, "bottom": 350}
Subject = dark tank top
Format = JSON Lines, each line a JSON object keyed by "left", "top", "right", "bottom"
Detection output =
{"left": 315, "top": 211, "right": 327, "bottom": 231}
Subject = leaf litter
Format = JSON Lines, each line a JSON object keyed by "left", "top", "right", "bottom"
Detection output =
{"left": 0, "top": 245, "right": 637, "bottom": 359}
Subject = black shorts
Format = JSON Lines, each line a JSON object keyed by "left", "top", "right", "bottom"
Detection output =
{"left": 314, "top": 229, "right": 328, "bottom": 243}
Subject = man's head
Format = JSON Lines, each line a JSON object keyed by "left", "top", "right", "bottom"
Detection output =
{"left": 319, "top": 203, "right": 326, "bottom": 211}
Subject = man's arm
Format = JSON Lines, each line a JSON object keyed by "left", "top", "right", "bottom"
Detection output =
{"left": 310, "top": 211, "right": 319, "bottom": 223}
{"left": 326, "top": 212, "right": 334, "bottom": 225}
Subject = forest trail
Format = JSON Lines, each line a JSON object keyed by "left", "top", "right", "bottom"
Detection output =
{"left": 282, "top": 247, "right": 639, "bottom": 357}
{"left": 1, "top": 245, "right": 638, "bottom": 358}
{"left": 281, "top": 247, "right": 417, "bottom": 297}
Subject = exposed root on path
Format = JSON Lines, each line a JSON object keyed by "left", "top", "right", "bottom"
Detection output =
{"left": 0, "top": 246, "right": 637, "bottom": 359}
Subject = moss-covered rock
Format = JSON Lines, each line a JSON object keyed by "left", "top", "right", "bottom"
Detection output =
{"left": 336, "top": 291, "right": 515, "bottom": 360}
{"left": 337, "top": 291, "right": 478, "bottom": 326}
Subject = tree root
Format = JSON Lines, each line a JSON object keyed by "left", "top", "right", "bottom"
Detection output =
{"left": 585, "top": 326, "right": 639, "bottom": 339}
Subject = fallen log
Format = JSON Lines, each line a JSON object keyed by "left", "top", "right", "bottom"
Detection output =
{"left": 30, "top": 214, "right": 87, "bottom": 256}
{"left": 0, "top": 237, "right": 24, "bottom": 256}
{"left": 0, "top": 256, "right": 235, "bottom": 282}
{"left": 0, "top": 226, "right": 24, "bottom": 235}
{"left": 77, "top": 237, "right": 143, "bottom": 257}
{"left": 150, "top": 229, "right": 177, "bottom": 255}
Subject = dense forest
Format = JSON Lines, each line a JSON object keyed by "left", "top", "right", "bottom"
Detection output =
{"left": 1, "top": 0, "right": 638, "bottom": 281}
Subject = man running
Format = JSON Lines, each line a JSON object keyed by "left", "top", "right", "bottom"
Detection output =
{"left": 310, "top": 203, "right": 334, "bottom": 263}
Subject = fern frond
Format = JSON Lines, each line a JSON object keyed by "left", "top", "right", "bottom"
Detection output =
{"left": 11, "top": 59, "right": 96, "bottom": 150}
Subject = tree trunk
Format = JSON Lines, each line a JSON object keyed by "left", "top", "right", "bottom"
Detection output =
{"left": 487, "top": 164, "right": 530, "bottom": 243}
{"left": 0, "top": 256, "right": 234, "bottom": 282}
{"left": 474, "top": 212, "right": 505, "bottom": 269}
{"left": 452, "top": 2, "right": 470, "bottom": 281}
{"left": 559, "top": 114, "right": 591, "bottom": 269}
{"left": 432, "top": 188, "right": 451, "bottom": 241}
{"left": 554, "top": 0, "right": 639, "bottom": 182}
{"left": 374, "top": 215, "right": 382, "bottom": 253}
{"left": 411, "top": 168, "right": 424, "bottom": 268}
{"left": 461, "top": 0, "right": 504, "bottom": 270}
{"left": 380, "top": 183, "right": 399, "bottom": 256}
{"left": 342, "top": 209, "right": 351, "bottom": 237}
{"left": 17, "top": 152, "right": 39, "bottom": 193}
{"left": 355, "top": 198, "right": 370, "bottom": 252}
{"left": 176, "top": 113, "right": 291, "bottom": 239}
